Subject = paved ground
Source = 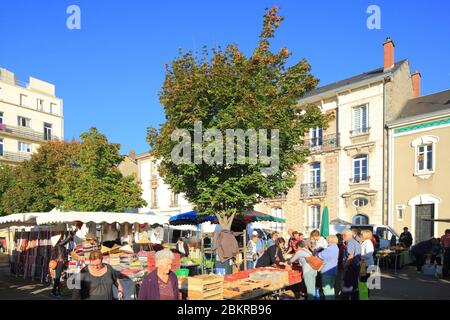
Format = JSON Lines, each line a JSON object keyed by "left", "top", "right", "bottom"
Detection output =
{"left": 371, "top": 265, "right": 450, "bottom": 300}
{"left": 0, "top": 253, "right": 449, "bottom": 300}
{"left": 0, "top": 254, "right": 71, "bottom": 300}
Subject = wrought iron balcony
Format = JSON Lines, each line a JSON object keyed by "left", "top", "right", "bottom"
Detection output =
{"left": 300, "top": 182, "right": 327, "bottom": 199}
{"left": 0, "top": 151, "right": 32, "bottom": 163}
{"left": 302, "top": 134, "right": 340, "bottom": 153}
{"left": 0, "top": 124, "right": 58, "bottom": 142}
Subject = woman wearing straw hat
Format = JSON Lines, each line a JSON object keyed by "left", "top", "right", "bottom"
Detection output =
{"left": 138, "top": 249, "right": 179, "bottom": 300}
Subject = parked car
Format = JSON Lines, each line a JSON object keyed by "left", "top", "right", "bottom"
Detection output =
{"left": 329, "top": 223, "right": 399, "bottom": 249}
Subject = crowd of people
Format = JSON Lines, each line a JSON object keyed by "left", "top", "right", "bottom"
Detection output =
{"left": 246, "top": 228, "right": 377, "bottom": 300}
{"left": 410, "top": 229, "right": 450, "bottom": 277}
{"left": 45, "top": 226, "right": 450, "bottom": 300}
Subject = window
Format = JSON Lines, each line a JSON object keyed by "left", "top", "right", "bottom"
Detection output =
{"left": 151, "top": 188, "right": 158, "bottom": 207}
{"left": 17, "top": 116, "right": 31, "bottom": 128}
{"left": 270, "top": 207, "right": 284, "bottom": 232}
{"left": 310, "top": 127, "right": 323, "bottom": 147}
{"left": 353, "top": 155, "right": 368, "bottom": 183}
{"left": 308, "top": 205, "right": 321, "bottom": 230}
{"left": 50, "top": 103, "right": 56, "bottom": 114}
{"left": 0, "top": 112, "right": 3, "bottom": 124}
{"left": 310, "top": 162, "right": 321, "bottom": 188}
{"left": 352, "top": 105, "right": 368, "bottom": 135}
{"left": 172, "top": 192, "right": 179, "bottom": 206}
{"left": 396, "top": 205, "right": 405, "bottom": 220}
{"left": 18, "top": 141, "right": 31, "bottom": 153}
{"left": 20, "top": 94, "right": 28, "bottom": 107}
{"left": 0, "top": 138, "right": 3, "bottom": 156}
{"left": 44, "top": 123, "right": 53, "bottom": 141}
{"left": 37, "top": 99, "right": 44, "bottom": 111}
{"left": 412, "top": 136, "right": 438, "bottom": 176}
{"left": 353, "top": 198, "right": 369, "bottom": 207}
{"left": 353, "top": 214, "right": 369, "bottom": 225}
{"left": 417, "top": 144, "right": 433, "bottom": 172}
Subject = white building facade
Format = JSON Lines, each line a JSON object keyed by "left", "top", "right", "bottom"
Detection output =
{"left": 0, "top": 67, "right": 63, "bottom": 164}
{"left": 136, "top": 152, "right": 193, "bottom": 216}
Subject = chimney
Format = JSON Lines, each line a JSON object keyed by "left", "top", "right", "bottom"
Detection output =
{"left": 383, "top": 37, "right": 395, "bottom": 71}
{"left": 412, "top": 71, "right": 421, "bottom": 98}
{"left": 129, "top": 149, "right": 136, "bottom": 161}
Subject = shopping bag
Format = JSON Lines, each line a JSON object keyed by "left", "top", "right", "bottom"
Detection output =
{"left": 358, "top": 281, "right": 369, "bottom": 300}
{"left": 422, "top": 264, "right": 436, "bottom": 276}
{"left": 435, "top": 265, "right": 443, "bottom": 278}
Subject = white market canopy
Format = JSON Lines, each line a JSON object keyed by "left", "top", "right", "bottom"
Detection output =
{"left": 0, "top": 212, "right": 45, "bottom": 227}
{"left": 35, "top": 211, "right": 170, "bottom": 226}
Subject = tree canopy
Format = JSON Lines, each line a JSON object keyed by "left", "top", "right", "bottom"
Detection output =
{"left": 148, "top": 7, "right": 330, "bottom": 228}
{"left": 0, "top": 128, "right": 146, "bottom": 215}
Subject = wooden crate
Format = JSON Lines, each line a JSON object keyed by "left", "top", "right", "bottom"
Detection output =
{"left": 223, "top": 279, "right": 271, "bottom": 300}
{"left": 186, "top": 275, "right": 224, "bottom": 300}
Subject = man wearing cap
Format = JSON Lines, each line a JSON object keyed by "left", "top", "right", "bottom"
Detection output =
{"left": 253, "top": 231, "right": 265, "bottom": 263}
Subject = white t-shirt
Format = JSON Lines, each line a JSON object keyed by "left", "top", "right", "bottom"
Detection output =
{"left": 361, "top": 239, "right": 375, "bottom": 266}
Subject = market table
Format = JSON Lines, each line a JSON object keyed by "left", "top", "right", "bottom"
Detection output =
{"left": 375, "top": 248, "right": 414, "bottom": 273}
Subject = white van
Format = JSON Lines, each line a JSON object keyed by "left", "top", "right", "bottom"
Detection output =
{"left": 330, "top": 223, "right": 400, "bottom": 249}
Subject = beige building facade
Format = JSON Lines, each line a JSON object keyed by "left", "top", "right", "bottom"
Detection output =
{"left": 0, "top": 67, "right": 63, "bottom": 164}
{"left": 257, "top": 38, "right": 420, "bottom": 234}
{"left": 388, "top": 90, "right": 450, "bottom": 244}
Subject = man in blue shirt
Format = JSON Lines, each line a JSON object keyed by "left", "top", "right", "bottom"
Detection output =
{"left": 318, "top": 235, "right": 339, "bottom": 300}
{"left": 341, "top": 229, "right": 362, "bottom": 300}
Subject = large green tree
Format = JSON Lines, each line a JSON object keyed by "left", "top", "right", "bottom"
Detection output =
{"left": 55, "top": 128, "right": 147, "bottom": 212}
{"left": 0, "top": 140, "right": 79, "bottom": 214}
{"left": 0, "top": 128, "right": 146, "bottom": 215}
{"left": 148, "top": 7, "right": 330, "bottom": 228}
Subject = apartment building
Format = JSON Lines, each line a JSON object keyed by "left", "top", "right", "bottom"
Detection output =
{"left": 388, "top": 89, "right": 450, "bottom": 243}
{"left": 136, "top": 152, "right": 193, "bottom": 216}
{"left": 0, "top": 67, "right": 63, "bottom": 164}
{"left": 256, "top": 38, "right": 419, "bottom": 233}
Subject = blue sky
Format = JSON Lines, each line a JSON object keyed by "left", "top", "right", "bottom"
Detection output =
{"left": 1, "top": 0, "right": 449, "bottom": 155}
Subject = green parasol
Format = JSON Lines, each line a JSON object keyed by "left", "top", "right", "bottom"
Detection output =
{"left": 320, "top": 205, "right": 330, "bottom": 238}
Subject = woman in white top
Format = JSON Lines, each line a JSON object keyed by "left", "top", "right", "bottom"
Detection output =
{"left": 246, "top": 235, "right": 258, "bottom": 269}
{"left": 361, "top": 230, "right": 375, "bottom": 266}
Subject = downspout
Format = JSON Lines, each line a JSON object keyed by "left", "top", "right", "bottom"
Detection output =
{"left": 385, "top": 123, "right": 390, "bottom": 227}
{"left": 383, "top": 76, "right": 389, "bottom": 226}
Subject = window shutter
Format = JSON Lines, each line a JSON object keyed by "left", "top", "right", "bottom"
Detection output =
{"left": 362, "top": 106, "right": 367, "bottom": 130}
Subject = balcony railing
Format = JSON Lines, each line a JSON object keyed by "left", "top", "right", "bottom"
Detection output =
{"left": 0, "top": 151, "right": 32, "bottom": 162}
{"left": 350, "top": 127, "right": 370, "bottom": 136}
{"left": 300, "top": 182, "right": 327, "bottom": 199}
{"left": 349, "top": 176, "right": 371, "bottom": 184}
{"left": 0, "top": 124, "right": 58, "bottom": 142}
{"left": 301, "top": 134, "right": 340, "bottom": 153}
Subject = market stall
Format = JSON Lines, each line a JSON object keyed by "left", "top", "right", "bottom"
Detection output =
{"left": 33, "top": 211, "right": 172, "bottom": 299}
{"left": 375, "top": 245, "right": 415, "bottom": 273}
{"left": 0, "top": 212, "right": 68, "bottom": 282}
{"left": 169, "top": 210, "right": 286, "bottom": 275}
{"left": 178, "top": 267, "right": 302, "bottom": 300}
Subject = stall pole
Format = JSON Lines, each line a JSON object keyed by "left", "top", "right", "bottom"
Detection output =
{"left": 200, "top": 233, "right": 204, "bottom": 275}
{"left": 243, "top": 229, "right": 247, "bottom": 270}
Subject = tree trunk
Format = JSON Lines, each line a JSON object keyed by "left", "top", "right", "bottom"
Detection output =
{"left": 215, "top": 209, "right": 237, "bottom": 231}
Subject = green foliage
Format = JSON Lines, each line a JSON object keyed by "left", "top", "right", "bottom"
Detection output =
{"left": 0, "top": 128, "right": 147, "bottom": 215}
{"left": 148, "top": 7, "right": 331, "bottom": 226}
{"left": 55, "top": 128, "right": 147, "bottom": 212}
